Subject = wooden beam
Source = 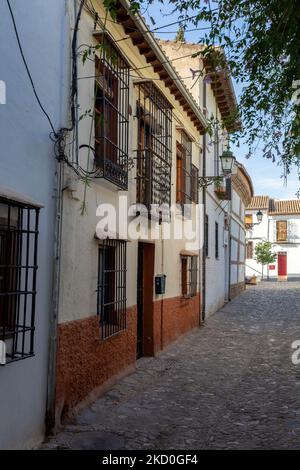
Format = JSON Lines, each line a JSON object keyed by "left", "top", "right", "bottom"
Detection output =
{"left": 137, "top": 44, "right": 151, "bottom": 55}
{"left": 146, "top": 54, "right": 157, "bottom": 64}
{"left": 122, "top": 18, "right": 136, "bottom": 29}
{"left": 158, "top": 69, "right": 168, "bottom": 77}
{"left": 116, "top": 12, "right": 129, "bottom": 22}
{"left": 170, "top": 85, "right": 177, "bottom": 93}
{"left": 154, "top": 64, "right": 164, "bottom": 73}
{"left": 165, "top": 78, "right": 173, "bottom": 86}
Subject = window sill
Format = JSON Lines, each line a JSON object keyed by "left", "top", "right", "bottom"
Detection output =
{"left": 182, "top": 294, "right": 197, "bottom": 300}
{"left": 99, "top": 326, "right": 127, "bottom": 342}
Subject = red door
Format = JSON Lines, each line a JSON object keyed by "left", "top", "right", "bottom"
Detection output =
{"left": 278, "top": 252, "right": 287, "bottom": 277}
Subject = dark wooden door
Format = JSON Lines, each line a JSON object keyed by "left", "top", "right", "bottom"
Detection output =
{"left": 137, "top": 243, "right": 155, "bottom": 358}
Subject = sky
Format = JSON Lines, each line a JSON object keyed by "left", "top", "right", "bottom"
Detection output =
{"left": 140, "top": 1, "right": 300, "bottom": 200}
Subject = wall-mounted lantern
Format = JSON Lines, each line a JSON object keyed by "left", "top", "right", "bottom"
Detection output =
{"left": 198, "top": 147, "right": 236, "bottom": 188}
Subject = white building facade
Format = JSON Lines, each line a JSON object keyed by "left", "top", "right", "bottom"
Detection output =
{"left": 0, "top": 0, "right": 72, "bottom": 449}
{"left": 246, "top": 197, "right": 300, "bottom": 280}
{"left": 159, "top": 40, "right": 253, "bottom": 316}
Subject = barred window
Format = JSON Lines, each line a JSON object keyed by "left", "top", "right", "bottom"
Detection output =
{"left": 0, "top": 197, "right": 40, "bottom": 365}
{"left": 135, "top": 81, "right": 172, "bottom": 210}
{"left": 181, "top": 255, "right": 198, "bottom": 298}
{"left": 204, "top": 214, "right": 209, "bottom": 257}
{"left": 97, "top": 239, "right": 127, "bottom": 339}
{"left": 176, "top": 131, "right": 192, "bottom": 206}
{"left": 215, "top": 222, "right": 219, "bottom": 259}
{"left": 191, "top": 164, "right": 199, "bottom": 204}
{"left": 94, "top": 35, "right": 130, "bottom": 189}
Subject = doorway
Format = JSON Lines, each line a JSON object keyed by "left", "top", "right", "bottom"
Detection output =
{"left": 137, "top": 242, "right": 155, "bottom": 358}
{"left": 278, "top": 252, "right": 287, "bottom": 280}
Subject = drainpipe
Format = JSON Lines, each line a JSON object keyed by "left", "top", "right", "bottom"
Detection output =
{"left": 46, "top": 158, "right": 64, "bottom": 434}
{"left": 46, "top": 0, "right": 77, "bottom": 433}
{"left": 228, "top": 197, "right": 232, "bottom": 301}
{"left": 267, "top": 213, "right": 270, "bottom": 280}
{"left": 201, "top": 80, "right": 207, "bottom": 322}
{"left": 161, "top": 230, "right": 164, "bottom": 351}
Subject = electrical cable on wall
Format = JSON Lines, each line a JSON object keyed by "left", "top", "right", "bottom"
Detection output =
{"left": 6, "top": 0, "right": 57, "bottom": 136}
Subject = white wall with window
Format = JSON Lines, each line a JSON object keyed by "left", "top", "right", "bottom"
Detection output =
{"left": 246, "top": 199, "right": 300, "bottom": 279}
{"left": 0, "top": 0, "right": 69, "bottom": 449}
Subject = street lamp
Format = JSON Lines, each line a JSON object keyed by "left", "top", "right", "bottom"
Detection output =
{"left": 256, "top": 210, "right": 263, "bottom": 223}
{"left": 220, "top": 149, "right": 235, "bottom": 175}
{"left": 198, "top": 147, "right": 236, "bottom": 188}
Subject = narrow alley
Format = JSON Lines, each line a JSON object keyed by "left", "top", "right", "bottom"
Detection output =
{"left": 44, "top": 281, "right": 300, "bottom": 450}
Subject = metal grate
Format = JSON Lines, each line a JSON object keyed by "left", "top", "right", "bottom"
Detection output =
{"left": 176, "top": 130, "right": 193, "bottom": 207}
{"left": 215, "top": 222, "right": 219, "bottom": 259}
{"left": 97, "top": 238, "right": 127, "bottom": 339}
{"left": 191, "top": 164, "right": 199, "bottom": 204}
{"left": 204, "top": 214, "right": 209, "bottom": 257}
{"left": 94, "top": 34, "right": 130, "bottom": 189}
{"left": 135, "top": 81, "right": 172, "bottom": 211}
{"left": 181, "top": 255, "right": 198, "bottom": 298}
{"left": 0, "top": 197, "right": 40, "bottom": 365}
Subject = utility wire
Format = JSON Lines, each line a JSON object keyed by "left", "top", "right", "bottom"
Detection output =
{"left": 85, "top": 0, "right": 220, "bottom": 34}
{"left": 6, "top": 0, "right": 57, "bottom": 136}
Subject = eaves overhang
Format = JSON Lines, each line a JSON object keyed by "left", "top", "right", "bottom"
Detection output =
{"left": 116, "top": 0, "right": 207, "bottom": 135}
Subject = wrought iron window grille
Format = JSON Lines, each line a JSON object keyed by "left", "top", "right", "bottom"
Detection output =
{"left": 0, "top": 197, "right": 40, "bottom": 365}
{"left": 94, "top": 34, "right": 130, "bottom": 190}
{"left": 204, "top": 214, "right": 209, "bottom": 257}
{"left": 134, "top": 81, "right": 172, "bottom": 216}
{"left": 191, "top": 164, "right": 199, "bottom": 204}
{"left": 176, "top": 131, "right": 193, "bottom": 207}
{"left": 97, "top": 238, "right": 127, "bottom": 339}
{"left": 215, "top": 222, "right": 219, "bottom": 259}
{"left": 181, "top": 254, "right": 198, "bottom": 298}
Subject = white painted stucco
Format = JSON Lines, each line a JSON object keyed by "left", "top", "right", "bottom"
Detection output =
{"left": 246, "top": 208, "right": 300, "bottom": 279}
{"left": 58, "top": 3, "right": 203, "bottom": 325}
{"left": 0, "top": 0, "right": 71, "bottom": 449}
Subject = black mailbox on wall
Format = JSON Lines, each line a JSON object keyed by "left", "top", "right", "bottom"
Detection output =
{"left": 155, "top": 275, "right": 166, "bottom": 295}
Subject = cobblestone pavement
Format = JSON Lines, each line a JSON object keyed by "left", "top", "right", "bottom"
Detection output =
{"left": 43, "top": 281, "right": 300, "bottom": 450}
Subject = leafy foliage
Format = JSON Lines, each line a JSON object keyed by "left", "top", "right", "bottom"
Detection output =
{"left": 255, "top": 241, "right": 277, "bottom": 266}
{"left": 175, "top": 25, "right": 186, "bottom": 43}
{"left": 134, "top": 0, "right": 300, "bottom": 181}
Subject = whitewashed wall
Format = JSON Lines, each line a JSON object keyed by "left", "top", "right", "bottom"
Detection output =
{"left": 58, "top": 5, "right": 202, "bottom": 325}
{"left": 246, "top": 210, "right": 300, "bottom": 278}
{"left": 0, "top": 0, "right": 70, "bottom": 449}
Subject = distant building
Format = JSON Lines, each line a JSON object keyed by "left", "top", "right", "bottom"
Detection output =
{"left": 230, "top": 163, "right": 254, "bottom": 297}
{"left": 246, "top": 196, "right": 300, "bottom": 280}
{"left": 159, "top": 39, "right": 253, "bottom": 313}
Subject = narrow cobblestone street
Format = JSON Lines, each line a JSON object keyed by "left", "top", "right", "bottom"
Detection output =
{"left": 44, "top": 281, "right": 300, "bottom": 450}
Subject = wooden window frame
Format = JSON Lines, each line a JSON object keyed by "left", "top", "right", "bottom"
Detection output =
{"left": 246, "top": 241, "right": 253, "bottom": 259}
{"left": 135, "top": 81, "right": 172, "bottom": 211}
{"left": 176, "top": 131, "right": 193, "bottom": 207}
{"left": 276, "top": 220, "right": 287, "bottom": 242}
{"left": 94, "top": 35, "right": 130, "bottom": 189}
{"left": 191, "top": 164, "right": 199, "bottom": 204}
